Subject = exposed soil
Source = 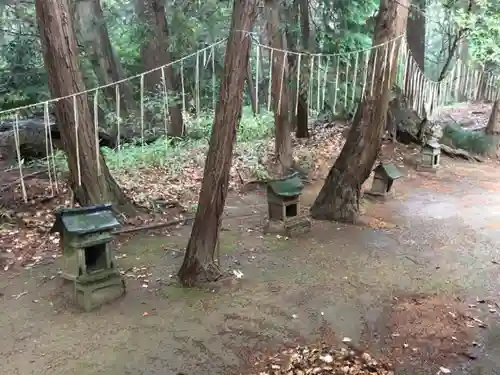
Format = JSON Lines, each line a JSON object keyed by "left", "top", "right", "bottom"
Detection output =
{"left": 0, "top": 122, "right": 347, "bottom": 272}
{"left": 366, "top": 295, "right": 477, "bottom": 369}
{"left": 3, "top": 108, "right": 500, "bottom": 374}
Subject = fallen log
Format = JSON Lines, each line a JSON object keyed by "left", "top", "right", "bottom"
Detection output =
{"left": 440, "top": 143, "right": 484, "bottom": 162}
{"left": 0, "top": 117, "right": 164, "bottom": 161}
{"left": 0, "top": 170, "right": 47, "bottom": 193}
{"left": 0, "top": 118, "right": 117, "bottom": 160}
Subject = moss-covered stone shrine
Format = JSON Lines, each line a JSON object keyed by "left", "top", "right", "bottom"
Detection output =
{"left": 50, "top": 203, "right": 125, "bottom": 312}
{"left": 366, "top": 162, "right": 403, "bottom": 197}
{"left": 264, "top": 172, "right": 311, "bottom": 237}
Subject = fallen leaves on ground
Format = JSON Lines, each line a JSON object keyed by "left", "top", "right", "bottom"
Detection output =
{"left": 0, "top": 104, "right": 494, "bottom": 271}
{"left": 362, "top": 217, "right": 396, "bottom": 230}
{"left": 0, "top": 178, "right": 67, "bottom": 271}
{"left": 253, "top": 343, "right": 394, "bottom": 374}
{"left": 435, "top": 103, "right": 492, "bottom": 131}
{"left": 0, "top": 123, "right": 348, "bottom": 271}
{"left": 382, "top": 295, "right": 477, "bottom": 367}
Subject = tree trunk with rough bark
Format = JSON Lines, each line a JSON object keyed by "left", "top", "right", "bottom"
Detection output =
{"left": 264, "top": 0, "right": 293, "bottom": 173}
{"left": 404, "top": 0, "right": 425, "bottom": 105}
{"left": 295, "top": 0, "right": 310, "bottom": 138}
{"left": 35, "top": 0, "right": 136, "bottom": 216}
{"left": 455, "top": 0, "right": 475, "bottom": 101}
{"left": 177, "top": 0, "right": 258, "bottom": 287}
{"left": 284, "top": 0, "right": 298, "bottom": 131}
{"left": 407, "top": 0, "right": 425, "bottom": 70}
{"left": 73, "top": 0, "right": 135, "bottom": 114}
{"left": 136, "top": 0, "right": 184, "bottom": 136}
{"left": 310, "top": 0, "right": 409, "bottom": 223}
{"left": 486, "top": 100, "right": 500, "bottom": 134}
{"left": 246, "top": 63, "right": 258, "bottom": 115}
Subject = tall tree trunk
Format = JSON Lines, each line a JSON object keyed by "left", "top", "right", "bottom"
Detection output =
{"left": 486, "top": 99, "right": 500, "bottom": 134}
{"left": 295, "top": 0, "right": 310, "bottom": 138}
{"left": 456, "top": 39, "right": 469, "bottom": 102}
{"left": 177, "top": 0, "right": 258, "bottom": 287}
{"left": 477, "top": 62, "right": 494, "bottom": 101}
{"left": 246, "top": 63, "right": 258, "bottom": 115}
{"left": 35, "top": 0, "right": 136, "bottom": 215}
{"left": 264, "top": 0, "right": 293, "bottom": 173}
{"left": 416, "top": 0, "right": 472, "bottom": 142}
{"left": 136, "top": 0, "right": 184, "bottom": 136}
{"left": 310, "top": 0, "right": 409, "bottom": 223}
{"left": 73, "top": 0, "right": 136, "bottom": 114}
{"left": 404, "top": 0, "right": 425, "bottom": 104}
{"left": 406, "top": 0, "right": 425, "bottom": 70}
{"left": 456, "top": 0, "right": 475, "bottom": 102}
{"left": 284, "top": 0, "right": 299, "bottom": 131}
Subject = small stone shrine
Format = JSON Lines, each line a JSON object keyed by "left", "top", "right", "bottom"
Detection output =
{"left": 366, "top": 163, "right": 403, "bottom": 197}
{"left": 264, "top": 172, "right": 311, "bottom": 237}
{"left": 420, "top": 140, "right": 441, "bottom": 170}
{"left": 50, "top": 203, "right": 125, "bottom": 312}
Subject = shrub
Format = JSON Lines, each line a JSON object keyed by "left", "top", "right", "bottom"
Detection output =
{"left": 442, "top": 124, "right": 495, "bottom": 155}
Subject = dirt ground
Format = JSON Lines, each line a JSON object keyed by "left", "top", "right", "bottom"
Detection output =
{"left": 3, "top": 152, "right": 500, "bottom": 374}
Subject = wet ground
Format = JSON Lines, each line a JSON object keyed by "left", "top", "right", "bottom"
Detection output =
{"left": 2, "top": 156, "right": 500, "bottom": 375}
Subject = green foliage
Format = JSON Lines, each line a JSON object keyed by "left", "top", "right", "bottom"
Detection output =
{"left": 442, "top": 124, "right": 495, "bottom": 155}
{"left": 318, "top": 0, "right": 377, "bottom": 54}
{"left": 34, "top": 107, "right": 274, "bottom": 177}
{"left": 188, "top": 106, "right": 274, "bottom": 141}
{"left": 456, "top": 0, "right": 500, "bottom": 68}
{"left": 0, "top": 35, "right": 47, "bottom": 108}
{"left": 103, "top": 1, "right": 144, "bottom": 73}
{"left": 2, "top": 0, "right": 492, "bottom": 121}
{"left": 0, "top": 0, "right": 384, "bottom": 114}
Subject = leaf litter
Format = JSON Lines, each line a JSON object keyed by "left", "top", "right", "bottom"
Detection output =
{"left": 0, "top": 110, "right": 487, "bottom": 273}
{"left": 252, "top": 342, "right": 395, "bottom": 374}
{"left": 0, "top": 123, "right": 347, "bottom": 271}
{"left": 375, "top": 295, "right": 484, "bottom": 369}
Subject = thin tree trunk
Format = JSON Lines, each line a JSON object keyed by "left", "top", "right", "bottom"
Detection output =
{"left": 295, "top": 0, "right": 310, "bottom": 138}
{"left": 177, "top": 0, "right": 258, "bottom": 287}
{"left": 35, "top": 0, "right": 136, "bottom": 216}
{"left": 477, "top": 63, "right": 494, "bottom": 101}
{"left": 73, "top": 0, "right": 135, "bottom": 114}
{"left": 310, "top": 0, "right": 409, "bottom": 223}
{"left": 136, "top": 0, "right": 184, "bottom": 136}
{"left": 264, "top": 0, "right": 293, "bottom": 173}
{"left": 246, "top": 63, "right": 258, "bottom": 115}
{"left": 486, "top": 100, "right": 500, "bottom": 134}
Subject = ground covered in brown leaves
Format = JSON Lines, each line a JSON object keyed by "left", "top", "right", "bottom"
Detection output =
{"left": 250, "top": 295, "right": 485, "bottom": 375}
{"left": 386, "top": 296, "right": 473, "bottom": 364}
{"left": 0, "top": 122, "right": 347, "bottom": 272}
{"left": 3, "top": 132, "right": 500, "bottom": 374}
{"left": 253, "top": 342, "right": 395, "bottom": 375}
{"left": 435, "top": 102, "right": 491, "bottom": 131}
{"left": 364, "top": 294, "right": 488, "bottom": 373}
{"left": 0, "top": 103, "right": 494, "bottom": 273}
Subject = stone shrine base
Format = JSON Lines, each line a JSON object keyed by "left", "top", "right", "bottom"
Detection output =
{"left": 61, "top": 274, "right": 126, "bottom": 312}
{"left": 416, "top": 163, "right": 439, "bottom": 174}
{"left": 263, "top": 216, "right": 311, "bottom": 237}
{"left": 364, "top": 189, "right": 395, "bottom": 199}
